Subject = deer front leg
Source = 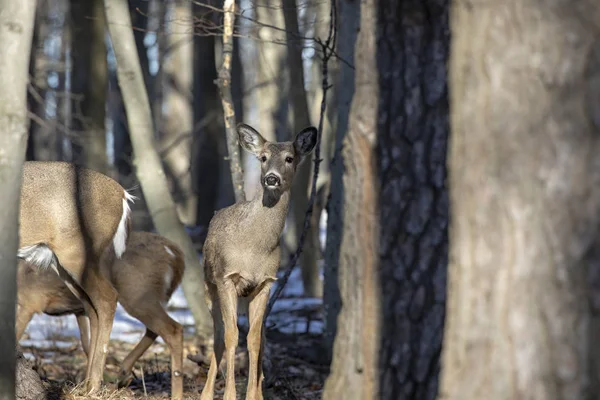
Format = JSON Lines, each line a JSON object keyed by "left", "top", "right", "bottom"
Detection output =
{"left": 201, "top": 283, "right": 224, "bottom": 400}
{"left": 220, "top": 281, "right": 239, "bottom": 400}
{"left": 245, "top": 282, "right": 271, "bottom": 400}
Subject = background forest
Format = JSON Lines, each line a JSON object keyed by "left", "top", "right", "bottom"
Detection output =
{"left": 2, "top": 0, "right": 600, "bottom": 399}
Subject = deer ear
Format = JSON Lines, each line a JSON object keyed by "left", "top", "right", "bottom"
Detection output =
{"left": 237, "top": 123, "right": 266, "bottom": 156}
{"left": 293, "top": 127, "right": 318, "bottom": 156}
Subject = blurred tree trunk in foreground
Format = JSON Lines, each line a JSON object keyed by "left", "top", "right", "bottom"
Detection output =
{"left": 0, "top": 0, "right": 37, "bottom": 398}
{"left": 440, "top": 1, "right": 600, "bottom": 399}
{"left": 105, "top": 0, "right": 213, "bottom": 339}
{"left": 323, "top": 0, "right": 380, "bottom": 396}
{"left": 71, "top": 0, "right": 108, "bottom": 173}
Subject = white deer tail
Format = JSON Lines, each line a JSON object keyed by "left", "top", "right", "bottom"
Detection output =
{"left": 112, "top": 190, "right": 136, "bottom": 258}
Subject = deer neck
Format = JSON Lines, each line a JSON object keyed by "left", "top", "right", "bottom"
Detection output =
{"left": 249, "top": 184, "right": 291, "bottom": 241}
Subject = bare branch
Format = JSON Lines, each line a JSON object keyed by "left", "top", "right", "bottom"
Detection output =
{"left": 218, "top": 0, "right": 245, "bottom": 202}
{"left": 266, "top": 0, "right": 337, "bottom": 316}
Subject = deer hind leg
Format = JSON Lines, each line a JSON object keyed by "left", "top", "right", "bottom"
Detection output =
{"left": 41, "top": 246, "right": 105, "bottom": 392}
{"left": 15, "top": 305, "right": 34, "bottom": 342}
{"left": 118, "top": 329, "right": 158, "bottom": 387}
{"left": 245, "top": 282, "right": 272, "bottom": 400}
{"left": 80, "top": 264, "right": 118, "bottom": 394}
{"left": 120, "top": 299, "right": 184, "bottom": 400}
{"left": 201, "top": 283, "right": 225, "bottom": 400}
{"left": 76, "top": 314, "right": 91, "bottom": 357}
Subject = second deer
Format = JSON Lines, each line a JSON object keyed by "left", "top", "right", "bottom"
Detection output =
{"left": 200, "top": 123, "right": 318, "bottom": 400}
{"left": 17, "top": 231, "right": 185, "bottom": 400}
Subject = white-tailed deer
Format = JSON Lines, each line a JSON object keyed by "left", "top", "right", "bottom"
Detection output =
{"left": 200, "top": 123, "right": 318, "bottom": 400}
{"left": 17, "top": 161, "right": 134, "bottom": 393}
{"left": 17, "top": 231, "right": 185, "bottom": 400}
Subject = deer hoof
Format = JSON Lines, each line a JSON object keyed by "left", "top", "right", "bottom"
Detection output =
{"left": 117, "top": 370, "right": 133, "bottom": 388}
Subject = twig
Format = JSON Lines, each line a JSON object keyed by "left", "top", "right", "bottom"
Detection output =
{"left": 217, "top": 0, "right": 245, "bottom": 202}
{"left": 266, "top": 0, "right": 337, "bottom": 317}
{"left": 140, "top": 366, "right": 147, "bottom": 397}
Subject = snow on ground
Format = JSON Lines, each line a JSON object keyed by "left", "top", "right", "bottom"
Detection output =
{"left": 23, "top": 260, "right": 324, "bottom": 350}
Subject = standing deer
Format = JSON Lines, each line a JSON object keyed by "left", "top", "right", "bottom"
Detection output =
{"left": 17, "top": 231, "right": 185, "bottom": 400}
{"left": 17, "top": 161, "right": 134, "bottom": 393}
{"left": 200, "top": 123, "right": 318, "bottom": 400}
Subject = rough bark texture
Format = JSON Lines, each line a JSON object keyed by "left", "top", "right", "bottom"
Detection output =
{"left": 377, "top": 1, "right": 449, "bottom": 399}
{"left": 15, "top": 351, "right": 45, "bottom": 400}
{"left": 105, "top": 0, "right": 213, "bottom": 338}
{"left": 71, "top": 0, "right": 108, "bottom": 173}
{"left": 282, "top": 0, "right": 322, "bottom": 298}
{"left": 161, "top": 0, "right": 197, "bottom": 225}
{"left": 322, "top": 0, "right": 380, "bottom": 397}
{"left": 440, "top": 1, "right": 600, "bottom": 399}
{"left": 323, "top": 0, "right": 359, "bottom": 362}
{"left": 0, "top": 1, "right": 37, "bottom": 398}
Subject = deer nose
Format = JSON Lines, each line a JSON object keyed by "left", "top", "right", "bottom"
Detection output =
{"left": 264, "top": 173, "right": 281, "bottom": 187}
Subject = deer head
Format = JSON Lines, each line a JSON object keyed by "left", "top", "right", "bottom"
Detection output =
{"left": 237, "top": 123, "right": 318, "bottom": 194}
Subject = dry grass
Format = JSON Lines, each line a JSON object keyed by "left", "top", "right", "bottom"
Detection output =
{"left": 22, "top": 330, "right": 328, "bottom": 400}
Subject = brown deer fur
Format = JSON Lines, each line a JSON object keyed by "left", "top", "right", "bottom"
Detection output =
{"left": 18, "top": 161, "right": 134, "bottom": 393}
{"left": 17, "top": 231, "right": 185, "bottom": 400}
{"left": 200, "top": 123, "right": 318, "bottom": 400}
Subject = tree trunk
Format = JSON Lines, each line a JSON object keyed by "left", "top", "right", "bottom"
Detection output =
{"left": 247, "top": 0, "right": 286, "bottom": 201}
{"left": 29, "top": 0, "right": 61, "bottom": 162}
{"left": 192, "top": 2, "right": 232, "bottom": 231}
{"left": 282, "top": 0, "right": 321, "bottom": 298}
{"left": 308, "top": 0, "right": 337, "bottom": 264}
{"left": 440, "top": 1, "right": 600, "bottom": 399}
{"left": 160, "top": 0, "right": 197, "bottom": 225}
{"left": 15, "top": 351, "right": 45, "bottom": 400}
{"left": 104, "top": 0, "right": 213, "bottom": 339}
{"left": 323, "top": 0, "right": 360, "bottom": 359}
{"left": 217, "top": 0, "right": 245, "bottom": 202}
{"left": 374, "top": 1, "right": 450, "bottom": 399}
{"left": 322, "top": 0, "right": 380, "bottom": 397}
{"left": 71, "top": 0, "right": 108, "bottom": 173}
{"left": 0, "top": 0, "right": 37, "bottom": 397}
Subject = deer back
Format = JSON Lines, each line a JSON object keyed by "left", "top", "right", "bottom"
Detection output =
{"left": 19, "top": 161, "right": 132, "bottom": 260}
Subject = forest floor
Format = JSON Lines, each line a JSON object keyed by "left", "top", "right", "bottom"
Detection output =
{"left": 19, "top": 268, "right": 329, "bottom": 400}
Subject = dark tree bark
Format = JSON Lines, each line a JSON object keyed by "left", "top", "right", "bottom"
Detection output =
{"left": 322, "top": 0, "right": 380, "bottom": 397}
{"left": 376, "top": 1, "right": 449, "bottom": 399}
{"left": 440, "top": 1, "right": 600, "bottom": 399}
{"left": 324, "top": 0, "right": 450, "bottom": 398}
{"left": 0, "top": 0, "right": 37, "bottom": 397}
{"left": 71, "top": 0, "right": 108, "bottom": 172}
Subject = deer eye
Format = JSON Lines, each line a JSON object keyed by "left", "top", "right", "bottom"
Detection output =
{"left": 285, "top": 156, "right": 294, "bottom": 164}
{"left": 260, "top": 155, "right": 267, "bottom": 162}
